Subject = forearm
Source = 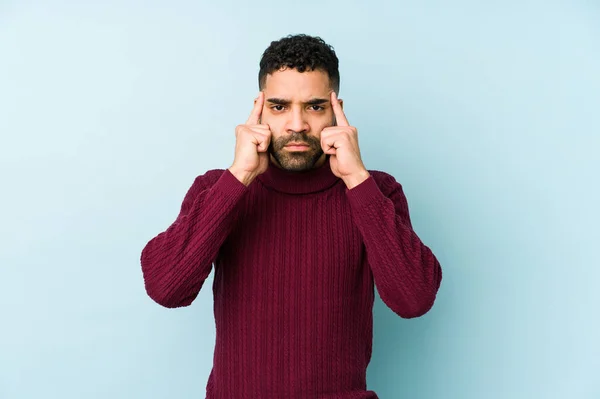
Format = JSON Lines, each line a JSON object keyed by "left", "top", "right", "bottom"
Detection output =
{"left": 347, "top": 176, "right": 442, "bottom": 318}
{"left": 141, "top": 170, "right": 248, "bottom": 308}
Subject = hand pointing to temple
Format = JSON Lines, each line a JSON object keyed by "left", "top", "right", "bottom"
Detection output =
{"left": 228, "top": 91, "right": 272, "bottom": 186}
{"left": 321, "top": 91, "right": 370, "bottom": 189}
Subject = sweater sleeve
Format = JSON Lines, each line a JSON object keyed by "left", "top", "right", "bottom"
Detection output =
{"left": 140, "top": 169, "right": 249, "bottom": 308}
{"left": 345, "top": 173, "right": 442, "bottom": 318}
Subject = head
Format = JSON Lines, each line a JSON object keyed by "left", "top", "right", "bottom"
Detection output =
{"left": 257, "top": 34, "right": 342, "bottom": 172}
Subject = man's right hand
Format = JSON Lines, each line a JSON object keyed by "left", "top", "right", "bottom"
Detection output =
{"left": 228, "top": 91, "right": 272, "bottom": 187}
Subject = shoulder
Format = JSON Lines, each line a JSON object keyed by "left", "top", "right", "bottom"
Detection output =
{"left": 366, "top": 169, "right": 412, "bottom": 224}
{"left": 194, "top": 168, "right": 227, "bottom": 185}
{"left": 367, "top": 169, "right": 405, "bottom": 197}
{"left": 185, "top": 168, "right": 227, "bottom": 195}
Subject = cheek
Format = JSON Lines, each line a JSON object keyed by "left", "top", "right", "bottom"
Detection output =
{"left": 312, "top": 121, "right": 331, "bottom": 136}
{"left": 270, "top": 132, "right": 288, "bottom": 148}
{"left": 261, "top": 114, "right": 282, "bottom": 129}
{"left": 308, "top": 112, "right": 331, "bottom": 127}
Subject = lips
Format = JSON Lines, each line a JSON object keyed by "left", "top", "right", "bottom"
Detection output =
{"left": 285, "top": 142, "right": 309, "bottom": 147}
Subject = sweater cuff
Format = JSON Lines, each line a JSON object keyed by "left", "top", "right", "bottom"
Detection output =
{"left": 345, "top": 176, "right": 385, "bottom": 210}
{"left": 215, "top": 168, "right": 250, "bottom": 200}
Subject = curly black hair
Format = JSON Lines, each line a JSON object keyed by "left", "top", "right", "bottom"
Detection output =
{"left": 258, "top": 34, "right": 340, "bottom": 93}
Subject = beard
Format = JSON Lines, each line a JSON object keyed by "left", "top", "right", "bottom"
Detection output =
{"left": 268, "top": 132, "right": 324, "bottom": 172}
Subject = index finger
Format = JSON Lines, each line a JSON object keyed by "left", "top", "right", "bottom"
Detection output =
{"left": 246, "top": 91, "right": 264, "bottom": 125}
{"left": 331, "top": 91, "right": 349, "bottom": 127}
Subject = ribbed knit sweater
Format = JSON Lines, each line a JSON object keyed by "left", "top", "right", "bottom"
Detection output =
{"left": 141, "top": 155, "right": 442, "bottom": 399}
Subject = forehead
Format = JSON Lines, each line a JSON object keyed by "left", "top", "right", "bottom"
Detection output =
{"left": 263, "top": 68, "right": 331, "bottom": 99}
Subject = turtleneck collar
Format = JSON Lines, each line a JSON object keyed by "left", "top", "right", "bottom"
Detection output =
{"left": 256, "top": 154, "right": 342, "bottom": 194}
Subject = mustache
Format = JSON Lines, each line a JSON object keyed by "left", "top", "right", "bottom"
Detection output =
{"left": 270, "top": 133, "right": 320, "bottom": 150}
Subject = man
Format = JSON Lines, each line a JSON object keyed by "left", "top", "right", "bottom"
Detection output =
{"left": 141, "top": 34, "right": 442, "bottom": 399}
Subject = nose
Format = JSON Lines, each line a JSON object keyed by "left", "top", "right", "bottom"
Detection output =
{"left": 286, "top": 108, "right": 309, "bottom": 134}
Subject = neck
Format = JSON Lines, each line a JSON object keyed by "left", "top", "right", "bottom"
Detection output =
{"left": 257, "top": 154, "right": 341, "bottom": 195}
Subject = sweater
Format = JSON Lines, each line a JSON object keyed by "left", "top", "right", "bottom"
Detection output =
{"left": 140, "top": 155, "right": 442, "bottom": 399}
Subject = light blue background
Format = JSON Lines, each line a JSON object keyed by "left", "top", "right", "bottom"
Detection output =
{"left": 1, "top": 1, "right": 599, "bottom": 398}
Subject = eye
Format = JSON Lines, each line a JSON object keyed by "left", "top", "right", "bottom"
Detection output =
{"left": 271, "top": 105, "right": 285, "bottom": 111}
{"left": 309, "top": 105, "right": 324, "bottom": 111}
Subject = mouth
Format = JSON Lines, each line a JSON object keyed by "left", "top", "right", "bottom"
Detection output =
{"left": 285, "top": 142, "right": 310, "bottom": 151}
{"left": 285, "top": 144, "right": 310, "bottom": 151}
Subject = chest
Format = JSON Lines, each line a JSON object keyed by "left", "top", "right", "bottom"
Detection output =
{"left": 216, "top": 188, "right": 367, "bottom": 296}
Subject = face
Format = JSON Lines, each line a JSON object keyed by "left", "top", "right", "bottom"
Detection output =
{"left": 259, "top": 67, "right": 342, "bottom": 172}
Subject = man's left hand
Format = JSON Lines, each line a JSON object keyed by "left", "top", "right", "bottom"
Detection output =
{"left": 321, "top": 91, "right": 370, "bottom": 189}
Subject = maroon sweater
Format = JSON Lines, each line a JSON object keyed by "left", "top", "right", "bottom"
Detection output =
{"left": 141, "top": 155, "right": 442, "bottom": 399}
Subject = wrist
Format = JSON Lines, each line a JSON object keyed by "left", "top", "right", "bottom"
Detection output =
{"left": 228, "top": 166, "right": 255, "bottom": 187}
{"left": 344, "top": 170, "right": 370, "bottom": 189}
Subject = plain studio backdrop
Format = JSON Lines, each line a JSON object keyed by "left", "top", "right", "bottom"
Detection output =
{"left": 1, "top": 1, "right": 599, "bottom": 398}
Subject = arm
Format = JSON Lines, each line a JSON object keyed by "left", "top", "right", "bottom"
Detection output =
{"left": 140, "top": 169, "right": 248, "bottom": 308}
{"left": 346, "top": 173, "right": 442, "bottom": 318}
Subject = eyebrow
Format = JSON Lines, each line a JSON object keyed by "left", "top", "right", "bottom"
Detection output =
{"left": 266, "top": 97, "right": 329, "bottom": 106}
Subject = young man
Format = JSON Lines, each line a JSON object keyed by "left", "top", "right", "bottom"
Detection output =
{"left": 141, "top": 34, "right": 442, "bottom": 399}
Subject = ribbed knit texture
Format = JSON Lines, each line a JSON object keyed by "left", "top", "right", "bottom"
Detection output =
{"left": 141, "top": 155, "right": 442, "bottom": 399}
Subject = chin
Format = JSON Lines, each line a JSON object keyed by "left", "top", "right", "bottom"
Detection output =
{"left": 273, "top": 150, "right": 323, "bottom": 172}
